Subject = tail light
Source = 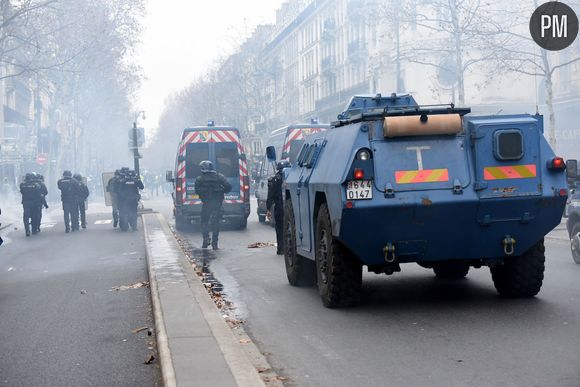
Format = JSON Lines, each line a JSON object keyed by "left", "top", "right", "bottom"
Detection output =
{"left": 175, "top": 177, "right": 183, "bottom": 204}
{"left": 548, "top": 157, "right": 566, "bottom": 170}
{"left": 354, "top": 168, "right": 364, "bottom": 180}
{"left": 242, "top": 176, "right": 250, "bottom": 202}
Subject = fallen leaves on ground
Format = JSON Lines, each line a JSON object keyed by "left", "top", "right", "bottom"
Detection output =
{"left": 110, "top": 281, "right": 149, "bottom": 291}
{"left": 247, "top": 242, "right": 276, "bottom": 248}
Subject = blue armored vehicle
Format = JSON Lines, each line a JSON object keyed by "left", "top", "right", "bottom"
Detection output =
{"left": 282, "top": 93, "right": 568, "bottom": 307}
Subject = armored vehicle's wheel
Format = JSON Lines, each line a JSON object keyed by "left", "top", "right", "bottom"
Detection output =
{"left": 315, "top": 203, "right": 362, "bottom": 308}
{"left": 238, "top": 217, "right": 247, "bottom": 230}
{"left": 491, "top": 240, "right": 545, "bottom": 297}
{"left": 284, "top": 199, "right": 315, "bottom": 286}
{"left": 433, "top": 263, "right": 470, "bottom": 279}
{"left": 571, "top": 224, "right": 580, "bottom": 264}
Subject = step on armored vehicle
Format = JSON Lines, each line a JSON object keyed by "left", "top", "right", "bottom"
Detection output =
{"left": 166, "top": 122, "right": 250, "bottom": 230}
{"left": 282, "top": 93, "right": 568, "bottom": 308}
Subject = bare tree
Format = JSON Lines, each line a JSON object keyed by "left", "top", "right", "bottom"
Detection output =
{"left": 485, "top": 0, "right": 580, "bottom": 148}
{"left": 392, "top": 0, "right": 508, "bottom": 105}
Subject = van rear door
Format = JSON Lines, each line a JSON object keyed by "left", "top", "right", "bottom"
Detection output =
{"left": 185, "top": 142, "right": 209, "bottom": 202}
{"left": 215, "top": 142, "right": 240, "bottom": 200}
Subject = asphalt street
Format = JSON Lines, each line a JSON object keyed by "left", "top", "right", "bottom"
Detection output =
{"left": 151, "top": 196, "right": 580, "bottom": 387}
{"left": 0, "top": 205, "right": 161, "bottom": 387}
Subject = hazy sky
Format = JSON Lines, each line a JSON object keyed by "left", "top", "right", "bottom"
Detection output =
{"left": 135, "top": 0, "right": 284, "bottom": 136}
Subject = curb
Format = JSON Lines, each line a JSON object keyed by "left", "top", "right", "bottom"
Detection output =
{"left": 143, "top": 213, "right": 268, "bottom": 387}
{"left": 143, "top": 215, "right": 177, "bottom": 387}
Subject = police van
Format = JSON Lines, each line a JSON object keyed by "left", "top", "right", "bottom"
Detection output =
{"left": 255, "top": 123, "right": 330, "bottom": 223}
{"left": 167, "top": 123, "right": 250, "bottom": 230}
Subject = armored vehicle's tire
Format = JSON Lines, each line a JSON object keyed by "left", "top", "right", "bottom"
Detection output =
{"left": 490, "top": 240, "right": 545, "bottom": 298}
{"left": 315, "top": 203, "right": 362, "bottom": 308}
{"left": 571, "top": 224, "right": 580, "bottom": 264}
{"left": 284, "top": 200, "right": 316, "bottom": 286}
{"left": 433, "top": 263, "right": 469, "bottom": 279}
{"left": 238, "top": 217, "right": 248, "bottom": 230}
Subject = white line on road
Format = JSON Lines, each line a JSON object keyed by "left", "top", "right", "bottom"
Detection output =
{"left": 94, "top": 220, "right": 113, "bottom": 225}
{"left": 40, "top": 223, "right": 56, "bottom": 229}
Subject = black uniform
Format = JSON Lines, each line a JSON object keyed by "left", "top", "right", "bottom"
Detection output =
{"left": 33, "top": 176, "right": 48, "bottom": 233}
{"left": 58, "top": 176, "right": 81, "bottom": 232}
{"left": 117, "top": 173, "right": 143, "bottom": 231}
{"left": 106, "top": 174, "right": 120, "bottom": 227}
{"left": 20, "top": 178, "right": 42, "bottom": 236}
{"left": 194, "top": 172, "right": 232, "bottom": 249}
{"left": 266, "top": 170, "right": 284, "bottom": 254}
{"left": 75, "top": 178, "right": 90, "bottom": 229}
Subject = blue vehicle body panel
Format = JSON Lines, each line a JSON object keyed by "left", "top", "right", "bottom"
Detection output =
{"left": 285, "top": 97, "right": 567, "bottom": 265}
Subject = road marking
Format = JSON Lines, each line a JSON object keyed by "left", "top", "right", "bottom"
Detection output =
{"left": 94, "top": 220, "right": 113, "bottom": 225}
{"left": 40, "top": 223, "right": 56, "bottom": 229}
{"left": 7, "top": 267, "right": 14, "bottom": 272}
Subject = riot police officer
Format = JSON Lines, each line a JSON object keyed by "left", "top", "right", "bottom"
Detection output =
{"left": 107, "top": 170, "right": 121, "bottom": 227}
{"left": 73, "top": 173, "right": 90, "bottom": 229}
{"left": 194, "top": 160, "right": 232, "bottom": 250}
{"left": 31, "top": 173, "right": 48, "bottom": 234}
{"left": 20, "top": 173, "right": 41, "bottom": 237}
{"left": 57, "top": 170, "right": 81, "bottom": 233}
{"left": 117, "top": 169, "right": 143, "bottom": 231}
{"left": 267, "top": 160, "right": 290, "bottom": 255}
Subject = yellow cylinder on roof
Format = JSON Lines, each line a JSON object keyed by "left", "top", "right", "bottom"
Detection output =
{"left": 383, "top": 113, "right": 462, "bottom": 137}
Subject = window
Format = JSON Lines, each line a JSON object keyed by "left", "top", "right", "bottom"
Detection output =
{"left": 304, "top": 144, "right": 318, "bottom": 167}
{"left": 289, "top": 139, "right": 305, "bottom": 163}
{"left": 297, "top": 144, "right": 311, "bottom": 166}
{"left": 494, "top": 129, "right": 524, "bottom": 161}
{"left": 186, "top": 143, "right": 209, "bottom": 178}
{"left": 215, "top": 142, "right": 239, "bottom": 177}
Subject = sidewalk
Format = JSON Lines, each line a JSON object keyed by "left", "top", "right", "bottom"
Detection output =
{"left": 142, "top": 213, "right": 268, "bottom": 387}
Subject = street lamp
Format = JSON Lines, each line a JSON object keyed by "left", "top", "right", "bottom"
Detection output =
{"left": 132, "top": 111, "right": 145, "bottom": 175}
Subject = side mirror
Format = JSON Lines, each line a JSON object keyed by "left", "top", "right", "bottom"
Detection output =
{"left": 239, "top": 153, "right": 247, "bottom": 161}
{"left": 166, "top": 170, "right": 174, "bottom": 183}
{"left": 281, "top": 151, "right": 289, "bottom": 160}
{"left": 177, "top": 155, "right": 186, "bottom": 163}
{"left": 266, "top": 146, "right": 276, "bottom": 161}
{"left": 566, "top": 159, "right": 577, "bottom": 179}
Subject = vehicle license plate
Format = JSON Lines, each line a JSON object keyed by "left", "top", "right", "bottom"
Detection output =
{"left": 346, "top": 180, "right": 373, "bottom": 200}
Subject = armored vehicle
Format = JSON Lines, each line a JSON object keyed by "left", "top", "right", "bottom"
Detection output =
{"left": 282, "top": 93, "right": 568, "bottom": 307}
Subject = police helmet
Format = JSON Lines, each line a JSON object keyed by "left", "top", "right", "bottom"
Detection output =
{"left": 200, "top": 160, "right": 216, "bottom": 174}
{"left": 25, "top": 173, "right": 34, "bottom": 182}
{"left": 73, "top": 173, "right": 82, "bottom": 181}
{"left": 276, "top": 160, "right": 290, "bottom": 171}
{"left": 114, "top": 169, "right": 121, "bottom": 176}
{"left": 63, "top": 170, "right": 72, "bottom": 178}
